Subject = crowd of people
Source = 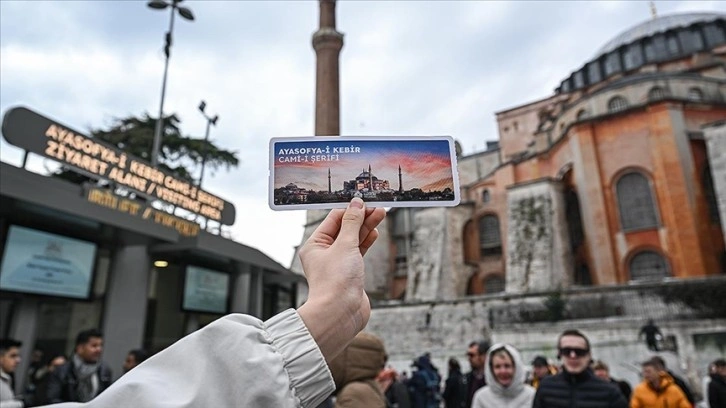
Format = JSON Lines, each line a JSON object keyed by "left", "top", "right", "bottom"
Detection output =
{"left": 0, "top": 200, "right": 724, "bottom": 408}
{"left": 315, "top": 328, "right": 724, "bottom": 408}
{"left": 0, "top": 331, "right": 148, "bottom": 407}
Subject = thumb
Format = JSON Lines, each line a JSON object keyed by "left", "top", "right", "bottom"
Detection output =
{"left": 337, "top": 198, "right": 366, "bottom": 248}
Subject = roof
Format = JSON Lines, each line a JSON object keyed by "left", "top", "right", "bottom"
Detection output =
{"left": 595, "top": 12, "right": 725, "bottom": 58}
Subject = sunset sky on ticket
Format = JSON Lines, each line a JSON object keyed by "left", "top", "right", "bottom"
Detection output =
{"left": 272, "top": 138, "right": 456, "bottom": 192}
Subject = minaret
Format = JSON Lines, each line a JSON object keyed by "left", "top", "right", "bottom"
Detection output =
{"left": 398, "top": 165, "right": 403, "bottom": 193}
{"left": 328, "top": 168, "right": 331, "bottom": 193}
{"left": 305, "top": 0, "right": 344, "bottom": 226}
{"left": 368, "top": 164, "right": 373, "bottom": 190}
{"left": 292, "top": 1, "right": 391, "bottom": 305}
{"left": 313, "top": 0, "right": 344, "bottom": 136}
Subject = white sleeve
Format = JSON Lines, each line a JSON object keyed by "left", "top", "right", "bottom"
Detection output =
{"left": 0, "top": 399, "right": 24, "bottom": 408}
{"left": 43, "top": 309, "right": 335, "bottom": 408}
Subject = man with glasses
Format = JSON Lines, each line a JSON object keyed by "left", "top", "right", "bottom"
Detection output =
{"left": 533, "top": 329, "right": 627, "bottom": 408}
{"left": 464, "top": 340, "right": 489, "bottom": 408}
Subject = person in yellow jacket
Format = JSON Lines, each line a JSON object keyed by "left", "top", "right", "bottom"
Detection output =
{"left": 631, "top": 359, "right": 690, "bottom": 408}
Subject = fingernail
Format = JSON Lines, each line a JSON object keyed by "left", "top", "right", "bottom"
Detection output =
{"left": 349, "top": 197, "right": 364, "bottom": 209}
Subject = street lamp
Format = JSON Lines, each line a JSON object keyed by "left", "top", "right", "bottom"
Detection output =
{"left": 148, "top": 0, "right": 195, "bottom": 168}
{"left": 198, "top": 100, "right": 219, "bottom": 188}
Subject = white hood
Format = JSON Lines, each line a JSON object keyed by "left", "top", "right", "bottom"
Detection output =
{"left": 483, "top": 343, "right": 527, "bottom": 398}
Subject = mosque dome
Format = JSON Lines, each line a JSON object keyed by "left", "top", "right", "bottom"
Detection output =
{"left": 556, "top": 12, "right": 726, "bottom": 94}
{"left": 594, "top": 12, "right": 725, "bottom": 58}
{"left": 356, "top": 170, "right": 378, "bottom": 181}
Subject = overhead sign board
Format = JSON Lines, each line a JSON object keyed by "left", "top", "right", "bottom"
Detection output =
{"left": 1, "top": 106, "right": 235, "bottom": 225}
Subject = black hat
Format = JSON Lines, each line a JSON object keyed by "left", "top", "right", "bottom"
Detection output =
{"left": 532, "top": 356, "right": 548, "bottom": 367}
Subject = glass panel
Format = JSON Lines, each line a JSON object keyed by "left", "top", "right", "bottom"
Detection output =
{"left": 587, "top": 61, "right": 601, "bottom": 83}
{"left": 688, "top": 87, "right": 703, "bottom": 102}
{"left": 478, "top": 215, "right": 501, "bottom": 248}
{"left": 652, "top": 35, "right": 668, "bottom": 60}
{"left": 667, "top": 34, "right": 680, "bottom": 55}
{"left": 623, "top": 43, "right": 643, "bottom": 70}
{"left": 482, "top": 190, "right": 490, "bottom": 203}
{"left": 704, "top": 24, "right": 725, "bottom": 47}
{"left": 644, "top": 39, "right": 656, "bottom": 62}
{"left": 573, "top": 70, "right": 585, "bottom": 88}
{"left": 608, "top": 96, "right": 628, "bottom": 113}
{"left": 604, "top": 52, "right": 622, "bottom": 76}
{"left": 34, "top": 299, "right": 104, "bottom": 359}
{"left": 678, "top": 29, "right": 703, "bottom": 53}
{"left": 617, "top": 173, "right": 659, "bottom": 231}
{"left": 630, "top": 251, "right": 669, "bottom": 280}
{"left": 484, "top": 276, "right": 505, "bottom": 293}
{"left": 648, "top": 87, "right": 666, "bottom": 101}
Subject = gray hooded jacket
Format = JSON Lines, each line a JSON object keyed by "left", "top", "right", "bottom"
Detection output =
{"left": 472, "top": 343, "right": 535, "bottom": 408}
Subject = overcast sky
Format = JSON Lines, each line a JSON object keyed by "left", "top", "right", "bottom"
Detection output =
{"left": 1, "top": 0, "right": 724, "bottom": 268}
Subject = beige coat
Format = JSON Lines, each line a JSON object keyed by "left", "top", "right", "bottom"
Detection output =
{"left": 329, "top": 332, "right": 388, "bottom": 408}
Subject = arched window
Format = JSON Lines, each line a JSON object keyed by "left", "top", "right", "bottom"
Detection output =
{"left": 484, "top": 275, "right": 505, "bottom": 294}
{"left": 648, "top": 87, "right": 666, "bottom": 101}
{"left": 616, "top": 172, "right": 659, "bottom": 231}
{"left": 478, "top": 215, "right": 502, "bottom": 256}
{"left": 482, "top": 189, "right": 491, "bottom": 203}
{"left": 688, "top": 87, "right": 704, "bottom": 102}
{"left": 629, "top": 251, "right": 669, "bottom": 281}
{"left": 608, "top": 96, "right": 628, "bottom": 113}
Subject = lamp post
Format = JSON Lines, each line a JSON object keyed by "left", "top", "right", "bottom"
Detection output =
{"left": 197, "top": 100, "right": 219, "bottom": 187}
{"left": 147, "top": 0, "right": 194, "bottom": 168}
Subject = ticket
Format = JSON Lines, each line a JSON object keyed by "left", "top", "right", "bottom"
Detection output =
{"left": 269, "top": 136, "right": 460, "bottom": 210}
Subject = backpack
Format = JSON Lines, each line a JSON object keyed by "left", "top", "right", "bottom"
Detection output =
{"left": 419, "top": 369, "right": 441, "bottom": 407}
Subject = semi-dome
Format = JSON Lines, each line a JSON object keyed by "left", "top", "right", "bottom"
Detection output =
{"left": 595, "top": 12, "right": 725, "bottom": 58}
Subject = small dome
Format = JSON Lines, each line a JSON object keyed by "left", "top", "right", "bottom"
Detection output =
{"left": 595, "top": 12, "right": 725, "bottom": 58}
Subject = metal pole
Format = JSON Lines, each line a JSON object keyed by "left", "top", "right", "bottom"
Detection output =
{"left": 198, "top": 119, "right": 212, "bottom": 187}
{"left": 150, "top": 6, "right": 176, "bottom": 168}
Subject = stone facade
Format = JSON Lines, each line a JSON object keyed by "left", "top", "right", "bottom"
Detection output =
{"left": 704, "top": 121, "right": 726, "bottom": 243}
{"left": 505, "top": 179, "right": 573, "bottom": 293}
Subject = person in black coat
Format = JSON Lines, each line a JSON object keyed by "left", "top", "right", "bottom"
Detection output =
{"left": 592, "top": 360, "right": 632, "bottom": 401}
{"left": 709, "top": 359, "right": 726, "bottom": 408}
{"left": 46, "top": 329, "right": 113, "bottom": 403}
{"left": 465, "top": 340, "right": 489, "bottom": 408}
{"left": 442, "top": 358, "right": 467, "bottom": 408}
{"left": 533, "top": 329, "right": 627, "bottom": 408}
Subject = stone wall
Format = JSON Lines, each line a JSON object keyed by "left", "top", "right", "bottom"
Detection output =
{"left": 457, "top": 149, "right": 501, "bottom": 187}
{"left": 505, "top": 179, "right": 573, "bottom": 293}
{"left": 366, "top": 277, "right": 726, "bottom": 397}
{"left": 704, "top": 121, "right": 726, "bottom": 243}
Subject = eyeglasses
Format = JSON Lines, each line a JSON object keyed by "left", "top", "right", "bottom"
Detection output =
{"left": 559, "top": 347, "right": 589, "bottom": 358}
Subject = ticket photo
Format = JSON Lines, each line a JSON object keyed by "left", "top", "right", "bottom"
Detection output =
{"left": 269, "top": 136, "right": 460, "bottom": 210}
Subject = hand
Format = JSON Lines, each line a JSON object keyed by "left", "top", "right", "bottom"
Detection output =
{"left": 297, "top": 198, "right": 386, "bottom": 363}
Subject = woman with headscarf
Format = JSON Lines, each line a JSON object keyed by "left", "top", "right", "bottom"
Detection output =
{"left": 472, "top": 344, "right": 535, "bottom": 408}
